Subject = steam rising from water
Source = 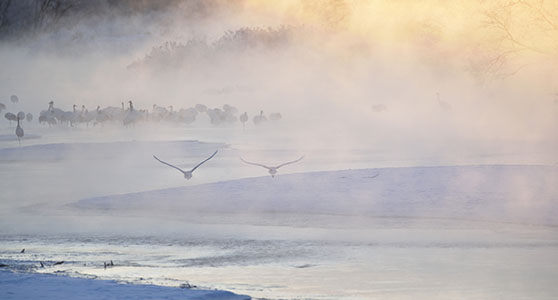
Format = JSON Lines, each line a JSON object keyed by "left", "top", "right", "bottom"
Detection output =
{"left": 0, "top": 4, "right": 557, "bottom": 299}
{"left": 0, "top": 0, "right": 556, "bottom": 227}
{"left": 1, "top": 1, "right": 556, "bottom": 149}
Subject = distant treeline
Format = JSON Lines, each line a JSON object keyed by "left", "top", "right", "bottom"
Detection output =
{"left": 129, "top": 26, "right": 295, "bottom": 70}
{"left": 0, "top": 0, "right": 233, "bottom": 40}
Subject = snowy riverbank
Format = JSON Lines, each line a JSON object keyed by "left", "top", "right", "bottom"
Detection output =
{"left": 1, "top": 132, "right": 556, "bottom": 299}
{"left": 0, "top": 269, "right": 250, "bottom": 300}
{"left": 73, "top": 165, "right": 558, "bottom": 227}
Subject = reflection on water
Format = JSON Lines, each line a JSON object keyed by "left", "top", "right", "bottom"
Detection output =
{"left": 1, "top": 217, "right": 558, "bottom": 300}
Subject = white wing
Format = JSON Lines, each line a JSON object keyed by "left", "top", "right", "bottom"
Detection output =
{"left": 153, "top": 155, "right": 185, "bottom": 174}
{"left": 240, "top": 157, "right": 272, "bottom": 170}
{"left": 276, "top": 156, "right": 304, "bottom": 169}
{"left": 190, "top": 150, "right": 218, "bottom": 172}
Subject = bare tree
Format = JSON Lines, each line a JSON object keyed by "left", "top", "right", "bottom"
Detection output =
{"left": 485, "top": 0, "right": 557, "bottom": 56}
{"left": 472, "top": 0, "right": 558, "bottom": 80}
{"left": 33, "top": 0, "right": 75, "bottom": 31}
{"left": 0, "top": 0, "right": 12, "bottom": 30}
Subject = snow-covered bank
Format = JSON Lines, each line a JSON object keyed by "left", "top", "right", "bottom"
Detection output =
{"left": 2, "top": 165, "right": 558, "bottom": 299}
{"left": 0, "top": 269, "right": 250, "bottom": 300}
{"left": 73, "top": 165, "right": 558, "bottom": 226}
{"left": 1, "top": 135, "right": 556, "bottom": 299}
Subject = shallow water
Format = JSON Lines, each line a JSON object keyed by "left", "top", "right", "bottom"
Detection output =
{"left": 1, "top": 217, "right": 558, "bottom": 300}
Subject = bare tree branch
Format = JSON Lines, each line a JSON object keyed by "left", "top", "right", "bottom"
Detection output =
{"left": 517, "top": 0, "right": 557, "bottom": 30}
{"left": 470, "top": 0, "right": 558, "bottom": 81}
{"left": 0, "top": 0, "right": 12, "bottom": 29}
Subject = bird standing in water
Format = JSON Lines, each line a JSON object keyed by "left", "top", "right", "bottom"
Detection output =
{"left": 240, "top": 112, "right": 248, "bottom": 130}
{"left": 16, "top": 117, "right": 24, "bottom": 145}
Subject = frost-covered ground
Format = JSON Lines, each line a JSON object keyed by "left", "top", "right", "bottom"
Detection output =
{"left": 0, "top": 269, "right": 249, "bottom": 300}
{"left": 1, "top": 123, "right": 557, "bottom": 299}
{"left": 73, "top": 165, "right": 557, "bottom": 226}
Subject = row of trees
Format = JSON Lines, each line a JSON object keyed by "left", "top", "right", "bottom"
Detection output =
{"left": 129, "top": 26, "right": 295, "bottom": 70}
{"left": 1, "top": 0, "right": 555, "bottom": 81}
{"left": 0, "top": 0, "right": 218, "bottom": 39}
{"left": 0, "top": 0, "right": 77, "bottom": 37}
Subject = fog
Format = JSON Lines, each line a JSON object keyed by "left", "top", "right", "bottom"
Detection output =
{"left": 1, "top": 1, "right": 556, "bottom": 148}
{"left": 5, "top": 3, "right": 558, "bottom": 240}
{"left": 0, "top": 0, "right": 556, "bottom": 221}
{"left": 0, "top": 2, "right": 557, "bottom": 298}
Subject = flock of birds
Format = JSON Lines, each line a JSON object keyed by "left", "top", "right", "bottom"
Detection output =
{"left": 34, "top": 100, "right": 282, "bottom": 128}
{"left": 3, "top": 91, "right": 459, "bottom": 142}
{"left": 153, "top": 150, "right": 305, "bottom": 179}
{"left": 1, "top": 96, "right": 283, "bottom": 143}
{"left": 1, "top": 95, "right": 300, "bottom": 178}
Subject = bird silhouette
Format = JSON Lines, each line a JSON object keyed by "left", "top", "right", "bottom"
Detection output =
{"left": 240, "top": 112, "right": 248, "bottom": 130}
{"left": 153, "top": 150, "right": 218, "bottom": 180}
{"left": 240, "top": 156, "right": 304, "bottom": 178}
{"left": 16, "top": 118, "right": 24, "bottom": 145}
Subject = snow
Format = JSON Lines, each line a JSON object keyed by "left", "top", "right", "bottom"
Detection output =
{"left": 0, "top": 126, "right": 557, "bottom": 299}
{"left": 1, "top": 2, "right": 557, "bottom": 298}
{"left": 0, "top": 270, "right": 249, "bottom": 300}
{"left": 73, "top": 165, "right": 558, "bottom": 226}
